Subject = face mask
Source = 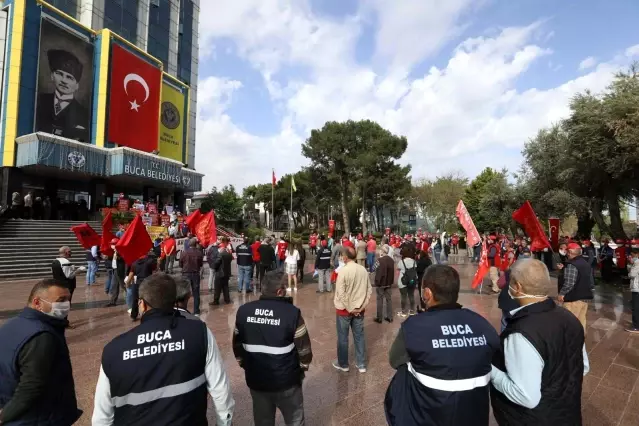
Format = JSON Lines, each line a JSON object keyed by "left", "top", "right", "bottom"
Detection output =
{"left": 41, "top": 299, "right": 71, "bottom": 319}
{"left": 508, "top": 286, "right": 547, "bottom": 300}
{"left": 559, "top": 250, "right": 566, "bottom": 256}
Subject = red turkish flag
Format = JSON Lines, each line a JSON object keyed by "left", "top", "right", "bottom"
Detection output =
{"left": 115, "top": 215, "right": 153, "bottom": 265}
{"left": 70, "top": 224, "right": 101, "bottom": 249}
{"left": 512, "top": 201, "right": 552, "bottom": 252}
{"left": 548, "top": 218, "right": 560, "bottom": 251}
{"left": 101, "top": 211, "right": 117, "bottom": 257}
{"left": 272, "top": 170, "right": 277, "bottom": 186}
{"left": 472, "top": 240, "right": 490, "bottom": 289}
{"left": 107, "top": 44, "right": 162, "bottom": 152}
{"left": 455, "top": 200, "right": 481, "bottom": 248}
{"left": 194, "top": 211, "right": 218, "bottom": 247}
{"left": 186, "top": 209, "right": 203, "bottom": 230}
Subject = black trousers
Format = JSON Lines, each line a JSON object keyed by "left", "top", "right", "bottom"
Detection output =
{"left": 214, "top": 276, "right": 230, "bottom": 303}
{"left": 632, "top": 292, "right": 639, "bottom": 329}
{"left": 250, "top": 384, "right": 305, "bottom": 426}
{"left": 375, "top": 287, "right": 392, "bottom": 320}
{"left": 109, "top": 273, "right": 126, "bottom": 305}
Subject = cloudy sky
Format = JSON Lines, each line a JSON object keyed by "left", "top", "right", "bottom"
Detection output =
{"left": 194, "top": 0, "right": 639, "bottom": 192}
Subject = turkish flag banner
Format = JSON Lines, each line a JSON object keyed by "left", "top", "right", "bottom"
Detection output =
{"left": 548, "top": 218, "right": 560, "bottom": 251}
{"left": 472, "top": 240, "right": 490, "bottom": 289}
{"left": 107, "top": 44, "right": 162, "bottom": 152}
{"left": 101, "top": 211, "right": 117, "bottom": 257}
{"left": 70, "top": 224, "right": 101, "bottom": 249}
{"left": 115, "top": 215, "right": 153, "bottom": 265}
{"left": 455, "top": 200, "right": 481, "bottom": 247}
{"left": 512, "top": 201, "right": 552, "bottom": 252}
{"left": 195, "top": 211, "right": 218, "bottom": 247}
{"left": 186, "top": 209, "right": 203, "bottom": 230}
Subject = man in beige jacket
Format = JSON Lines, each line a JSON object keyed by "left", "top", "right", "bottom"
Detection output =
{"left": 333, "top": 246, "right": 372, "bottom": 373}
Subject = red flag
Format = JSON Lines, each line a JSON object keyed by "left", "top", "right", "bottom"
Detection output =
{"left": 548, "top": 218, "right": 560, "bottom": 251}
{"left": 194, "top": 211, "right": 218, "bottom": 247}
{"left": 115, "top": 215, "right": 153, "bottom": 265}
{"left": 472, "top": 240, "right": 490, "bottom": 289}
{"left": 101, "top": 211, "right": 117, "bottom": 257}
{"left": 272, "top": 170, "right": 277, "bottom": 186}
{"left": 512, "top": 201, "right": 552, "bottom": 252}
{"left": 455, "top": 200, "right": 481, "bottom": 247}
{"left": 70, "top": 223, "right": 101, "bottom": 249}
{"left": 107, "top": 44, "right": 162, "bottom": 152}
{"left": 186, "top": 209, "right": 203, "bottom": 230}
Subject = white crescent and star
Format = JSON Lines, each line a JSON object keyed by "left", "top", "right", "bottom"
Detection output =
{"left": 123, "top": 73, "right": 150, "bottom": 112}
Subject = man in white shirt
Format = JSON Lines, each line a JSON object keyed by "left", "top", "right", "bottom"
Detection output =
{"left": 23, "top": 192, "right": 33, "bottom": 219}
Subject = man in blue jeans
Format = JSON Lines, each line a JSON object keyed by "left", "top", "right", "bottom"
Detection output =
{"left": 86, "top": 244, "right": 99, "bottom": 286}
{"left": 332, "top": 246, "right": 372, "bottom": 373}
{"left": 235, "top": 237, "right": 254, "bottom": 293}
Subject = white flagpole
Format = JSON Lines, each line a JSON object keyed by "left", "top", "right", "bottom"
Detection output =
{"left": 271, "top": 169, "right": 274, "bottom": 232}
{"left": 290, "top": 178, "right": 293, "bottom": 240}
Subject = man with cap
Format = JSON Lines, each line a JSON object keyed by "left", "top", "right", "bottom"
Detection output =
{"left": 385, "top": 265, "right": 499, "bottom": 425}
{"left": 92, "top": 273, "right": 235, "bottom": 425}
{"left": 36, "top": 49, "right": 89, "bottom": 141}
{"left": 558, "top": 242, "right": 594, "bottom": 333}
{"left": 491, "top": 259, "right": 588, "bottom": 425}
{"left": 233, "top": 269, "right": 313, "bottom": 425}
{"left": 487, "top": 233, "right": 501, "bottom": 293}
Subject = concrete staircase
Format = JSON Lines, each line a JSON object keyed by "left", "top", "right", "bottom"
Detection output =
{"left": 0, "top": 219, "right": 104, "bottom": 281}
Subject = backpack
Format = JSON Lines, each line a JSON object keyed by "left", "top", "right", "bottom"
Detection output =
{"left": 401, "top": 259, "right": 418, "bottom": 288}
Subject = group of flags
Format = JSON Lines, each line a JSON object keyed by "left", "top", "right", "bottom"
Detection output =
{"left": 71, "top": 211, "right": 152, "bottom": 265}
{"left": 272, "top": 170, "right": 297, "bottom": 192}
{"left": 456, "top": 200, "right": 553, "bottom": 289}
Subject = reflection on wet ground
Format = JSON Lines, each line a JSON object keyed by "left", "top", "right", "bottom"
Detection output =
{"left": 1, "top": 262, "right": 638, "bottom": 426}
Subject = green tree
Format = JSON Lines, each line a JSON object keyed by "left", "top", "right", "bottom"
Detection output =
{"left": 301, "top": 119, "right": 409, "bottom": 235}
{"left": 201, "top": 185, "right": 243, "bottom": 222}
{"left": 412, "top": 172, "right": 468, "bottom": 232}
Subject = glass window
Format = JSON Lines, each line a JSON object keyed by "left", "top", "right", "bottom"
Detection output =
{"left": 104, "top": 0, "right": 139, "bottom": 45}
{"left": 49, "top": 0, "right": 79, "bottom": 19}
{"left": 177, "top": 0, "right": 193, "bottom": 83}
{"left": 147, "top": 0, "right": 170, "bottom": 69}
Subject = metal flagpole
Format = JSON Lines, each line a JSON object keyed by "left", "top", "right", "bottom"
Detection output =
{"left": 271, "top": 169, "right": 274, "bottom": 232}
{"left": 289, "top": 178, "right": 293, "bottom": 240}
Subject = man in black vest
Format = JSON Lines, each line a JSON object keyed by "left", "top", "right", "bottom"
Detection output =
{"left": 559, "top": 242, "right": 594, "bottom": 334}
{"left": 491, "top": 258, "right": 588, "bottom": 425}
{"left": 179, "top": 238, "right": 204, "bottom": 316}
{"left": 210, "top": 245, "right": 233, "bottom": 305}
{"left": 0, "top": 279, "right": 82, "bottom": 425}
{"left": 385, "top": 264, "right": 499, "bottom": 426}
{"left": 127, "top": 250, "right": 157, "bottom": 321}
{"left": 314, "top": 239, "right": 332, "bottom": 293}
{"left": 174, "top": 276, "right": 200, "bottom": 321}
{"left": 92, "top": 273, "right": 234, "bottom": 425}
{"left": 236, "top": 236, "right": 254, "bottom": 293}
{"left": 233, "top": 270, "right": 313, "bottom": 426}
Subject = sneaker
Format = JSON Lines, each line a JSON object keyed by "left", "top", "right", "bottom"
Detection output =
{"left": 127, "top": 309, "right": 132, "bottom": 314}
{"left": 397, "top": 311, "right": 407, "bottom": 318}
{"left": 384, "top": 317, "right": 393, "bottom": 323}
{"left": 293, "top": 287, "right": 298, "bottom": 292}
{"left": 316, "top": 290, "right": 324, "bottom": 293}
{"left": 357, "top": 366, "right": 367, "bottom": 373}
{"left": 373, "top": 318, "right": 382, "bottom": 324}
{"left": 625, "top": 327, "right": 639, "bottom": 334}
{"left": 332, "top": 361, "right": 349, "bottom": 372}
{"left": 286, "top": 288, "right": 292, "bottom": 293}
{"left": 408, "top": 311, "right": 416, "bottom": 316}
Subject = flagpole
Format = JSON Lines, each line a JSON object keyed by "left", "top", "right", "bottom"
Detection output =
{"left": 271, "top": 169, "right": 274, "bottom": 232}
{"left": 290, "top": 178, "right": 293, "bottom": 240}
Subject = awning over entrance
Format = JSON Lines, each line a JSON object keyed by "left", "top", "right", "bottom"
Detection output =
{"left": 15, "top": 133, "right": 203, "bottom": 192}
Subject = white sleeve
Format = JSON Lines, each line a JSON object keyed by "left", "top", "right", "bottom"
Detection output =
{"left": 91, "top": 246, "right": 98, "bottom": 258}
{"left": 62, "top": 263, "right": 77, "bottom": 279}
{"left": 205, "top": 327, "right": 235, "bottom": 426}
{"left": 91, "top": 365, "right": 114, "bottom": 426}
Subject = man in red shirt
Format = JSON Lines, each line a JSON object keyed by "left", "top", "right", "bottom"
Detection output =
{"left": 342, "top": 235, "right": 354, "bottom": 249}
{"left": 163, "top": 235, "right": 177, "bottom": 274}
{"left": 309, "top": 233, "right": 318, "bottom": 256}
{"left": 451, "top": 234, "right": 460, "bottom": 254}
{"left": 251, "top": 237, "right": 262, "bottom": 284}
{"left": 276, "top": 237, "right": 288, "bottom": 271}
{"left": 366, "top": 236, "right": 377, "bottom": 273}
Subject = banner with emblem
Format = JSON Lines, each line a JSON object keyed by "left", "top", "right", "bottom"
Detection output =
{"left": 159, "top": 81, "right": 186, "bottom": 162}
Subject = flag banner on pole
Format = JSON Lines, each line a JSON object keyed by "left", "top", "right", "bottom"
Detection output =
{"left": 186, "top": 209, "right": 203, "bottom": 230}
{"left": 512, "top": 201, "right": 552, "bottom": 252}
{"left": 101, "top": 211, "right": 116, "bottom": 257}
{"left": 114, "top": 215, "right": 153, "bottom": 265}
{"left": 548, "top": 218, "right": 560, "bottom": 251}
{"left": 272, "top": 170, "right": 277, "bottom": 186}
{"left": 455, "top": 200, "right": 481, "bottom": 247}
{"left": 195, "top": 211, "right": 218, "bottom": 247}
{"left": 472, "top": 240, "right": 489, "bottom": 289}
{"left": 292, "top": 176, "right": 297, "bottom": 192}
{"left": 70, "top": 223, "right": 101, "bottom": 249}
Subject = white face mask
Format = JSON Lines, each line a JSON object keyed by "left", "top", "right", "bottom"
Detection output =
{"left": 559, "top": 250, "right": 566, "bottom": 256}
{"left": 41, "top": 299, "right": 71, "bottom": 319}
{"left": 508, "top": 286, "right": 547, "bottom": 300}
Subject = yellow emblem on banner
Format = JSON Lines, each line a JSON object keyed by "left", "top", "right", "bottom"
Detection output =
{"left": 159, "top": 82, "right": 185, "bottom": 162}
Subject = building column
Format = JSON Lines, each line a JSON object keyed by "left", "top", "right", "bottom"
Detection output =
{"left": 167, "top": 0, "right": 180, "bottom": 77}
{"left": 136, "top": 0, "right": 150, "bottom": 51}
{"left": 186, "top": 0, "right": 200, "bottom": 169}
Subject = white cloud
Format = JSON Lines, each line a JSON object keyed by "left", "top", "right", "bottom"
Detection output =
{"left": 626, "top": 44, "right": 639, "bottom": 57}
{"left": 194, "top": 0, "right": 630, "bottom": 192}
{"left": 578, "top": 56, "right": 597, "bottom": 70}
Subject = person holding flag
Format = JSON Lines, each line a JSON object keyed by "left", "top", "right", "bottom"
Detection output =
{"left": 487, "top": 234, "right": 502, "bottom": 293}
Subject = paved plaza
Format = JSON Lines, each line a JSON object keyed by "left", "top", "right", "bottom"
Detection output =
{"left": 1, "top": 263, "right": 638, "bottom": 426}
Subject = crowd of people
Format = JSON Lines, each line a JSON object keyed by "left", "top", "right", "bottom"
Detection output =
{"left": 1, "top": 224, "right": 638, "bottom": 426}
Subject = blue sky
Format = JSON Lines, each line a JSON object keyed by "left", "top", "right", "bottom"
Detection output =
{"left": 194, "top": 0, "right": 639, "bottom": 192}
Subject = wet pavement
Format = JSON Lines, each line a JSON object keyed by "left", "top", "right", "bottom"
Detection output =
{"left": 1, "top": 262, "right": 638, "bottom": 425}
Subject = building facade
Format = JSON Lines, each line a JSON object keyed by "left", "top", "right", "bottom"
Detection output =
{"left": 0, "top": 0, "right": 201, "bottom": 218}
